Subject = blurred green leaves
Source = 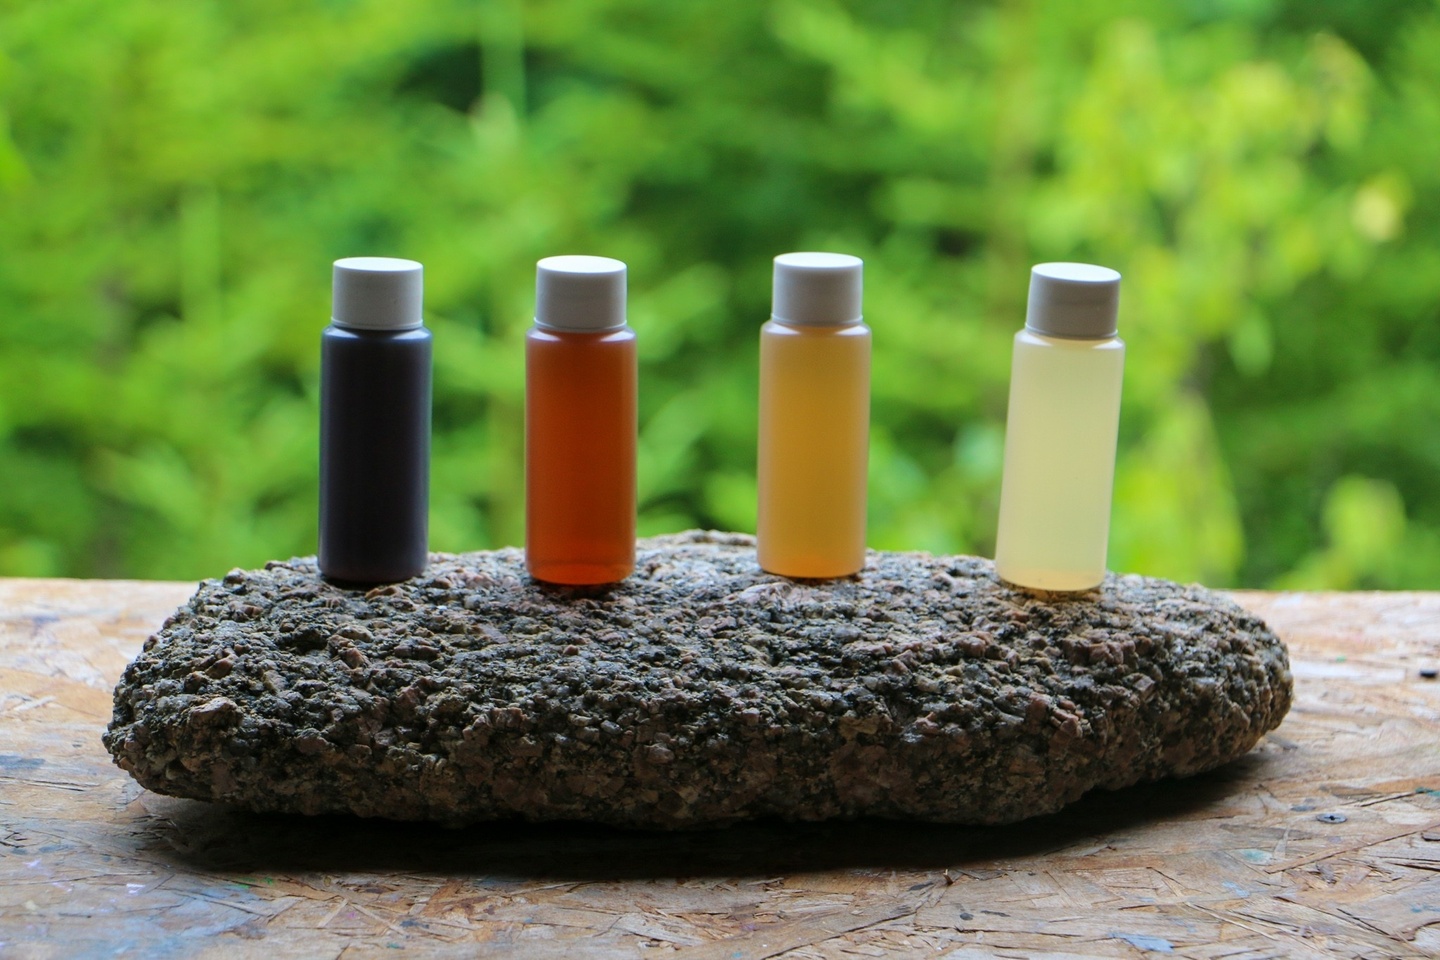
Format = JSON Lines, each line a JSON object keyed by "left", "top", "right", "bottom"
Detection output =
{"left": 0, "top": 0, "right": 1436, "bottom": 588}
{"left": 1275, "top": 475, "right": 1413, "bottom": 589}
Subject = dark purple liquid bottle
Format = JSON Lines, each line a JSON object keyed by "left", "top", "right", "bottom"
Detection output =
{"left": 318, "top": 258, "right": 431, "bottom": 584}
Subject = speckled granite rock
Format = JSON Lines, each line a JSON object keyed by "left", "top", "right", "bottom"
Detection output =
{"left": 105, "top": 531, "right": 1292, "bottom": 829}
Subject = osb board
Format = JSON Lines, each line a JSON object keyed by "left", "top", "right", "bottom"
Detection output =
{"left": 1, "top": 579, "right": 1438, "bottom": 959}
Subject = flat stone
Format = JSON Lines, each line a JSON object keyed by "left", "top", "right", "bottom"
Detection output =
{"left": 105, "top": 531, "right": 1293, "bottom": 829}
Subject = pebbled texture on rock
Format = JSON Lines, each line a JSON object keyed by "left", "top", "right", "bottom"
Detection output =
{"left": 105, "top": 531, "right": 1293, "bottom": 829}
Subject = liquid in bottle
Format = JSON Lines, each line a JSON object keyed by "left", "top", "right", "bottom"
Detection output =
{"left": 757, "top": 252, "right": 871, "bottom": 578}
{"left": 525, "top": 255, "right": 637, "bottom": 585}
{"left": 994, "top": 262, "right": 1125, "bottom": 592}
{"left": 319, "top": 257, "right": 432, "bottom": 584}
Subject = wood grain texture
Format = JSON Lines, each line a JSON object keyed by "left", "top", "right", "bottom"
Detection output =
{"left": 2, "top": 580, "right": 1439, "bottom": 958}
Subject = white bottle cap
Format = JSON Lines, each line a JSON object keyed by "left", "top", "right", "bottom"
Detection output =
{"left": 1025, "top": 262, "right": 1121, "bottom": 339}
{"left": 331, "top": 257, "right": 424, "bottom": 331}
{"left": 771, "top": 252, "right": 863, "bottom": 326}
{"left": 535, "top": 255, "right": 627, "bottom": 331}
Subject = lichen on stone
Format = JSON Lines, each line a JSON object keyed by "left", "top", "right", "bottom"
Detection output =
{"left": 105, "top": 531, "right": 1293, "bottom": 828}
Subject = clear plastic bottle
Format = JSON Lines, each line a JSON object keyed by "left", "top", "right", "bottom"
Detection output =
{"left": 319, "top": 257, "right": 432, "bottom": 584}
{"left": 994, "top": 262, "right": 1125, "bottom": 592}
{"left": 525, "top": 255, "right": 637, "bottom": 585}
{"left": 757, "top": 252, "right": 870, "bottom": 578}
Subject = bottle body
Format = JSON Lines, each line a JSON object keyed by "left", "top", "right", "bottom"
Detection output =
{"left": 525, "top": 325, "right": 637, "bottom": 584}
{"left": 994, "top": 329, "right": 1125, "bottom": 591}
{"left": 757, "top": 319, "right": 871, "bottom": 578}
{"left": 318, "top": 325, "right": 432, "bottom": 583}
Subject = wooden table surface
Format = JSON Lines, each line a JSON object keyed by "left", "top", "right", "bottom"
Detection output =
{"left": 0, "top": 579, "right": 1437, "bottom": 959}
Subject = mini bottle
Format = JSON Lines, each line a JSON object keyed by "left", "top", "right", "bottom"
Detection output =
{"left": 525, "top": 255, "right": 637, "bottom": 585}
{"left": 319, "top": 257, "right": 432, "bottom": 583}
{"left": 757, "top": 252, "right": 871, "bottom": 578}
{"left": 994, "top": 262, "right": 1125, "bottom": 591}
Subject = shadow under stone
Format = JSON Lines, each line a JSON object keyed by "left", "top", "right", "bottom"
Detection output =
{"left": 128, "top": 758, "right": 1273, "bottom": 881}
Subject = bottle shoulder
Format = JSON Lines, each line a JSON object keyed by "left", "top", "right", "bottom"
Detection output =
{"left": 528, "top": 324, "right": 636, "bottom": 345}
{"left": 324, "top": 324, "right": 432, "bottom": 344}
{"left": 762, "top": 319, "right": 871, "bottom": 339}
{"left": 1015, "top": 329, "right": 1124, "bottom": 351}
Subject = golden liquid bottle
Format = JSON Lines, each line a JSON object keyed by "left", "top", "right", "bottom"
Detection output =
{"left": 994, "top": 262, "right": 1125, "bottom": 591}
{"left": 525, "top": 255, "right": 637, "bottom": 585}
{"left": 757, "top": 252, "right": 870, "bottom": 578}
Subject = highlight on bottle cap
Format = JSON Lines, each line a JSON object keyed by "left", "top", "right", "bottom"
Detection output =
{"left": 1025, "top": 262, "right": 1121, "bottom": 340}
{"left": 331, "top": 257, "right": 424, "bottom": 331}
{"left": 535, "top": 255, "right": 628, "bottom": 331}
{"left": 771, "top": 252, "right": 863, "bottom": 326}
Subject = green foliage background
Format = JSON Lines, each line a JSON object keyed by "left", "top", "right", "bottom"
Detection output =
{"left": 1, "top": 0, "right": 1437, "bottom": 587}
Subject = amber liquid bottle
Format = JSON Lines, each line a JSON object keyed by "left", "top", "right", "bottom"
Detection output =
{"left": 757, "top": 252, "right": 870, "bottom": 578}
{"left": 525, "top": 256, "right": 637, "bottom": 585}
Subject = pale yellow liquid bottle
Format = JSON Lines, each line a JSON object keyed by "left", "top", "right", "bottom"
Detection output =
{"left": 757, "top": 252, "right": 870, "bottom": 578}
{"left": 994, "top": 263, "right": 1124, "bottom": 591}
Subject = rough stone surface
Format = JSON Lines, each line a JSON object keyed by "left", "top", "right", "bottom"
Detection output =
{"left": 105, "top": 531, "right": 1293, "bottom": 829}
